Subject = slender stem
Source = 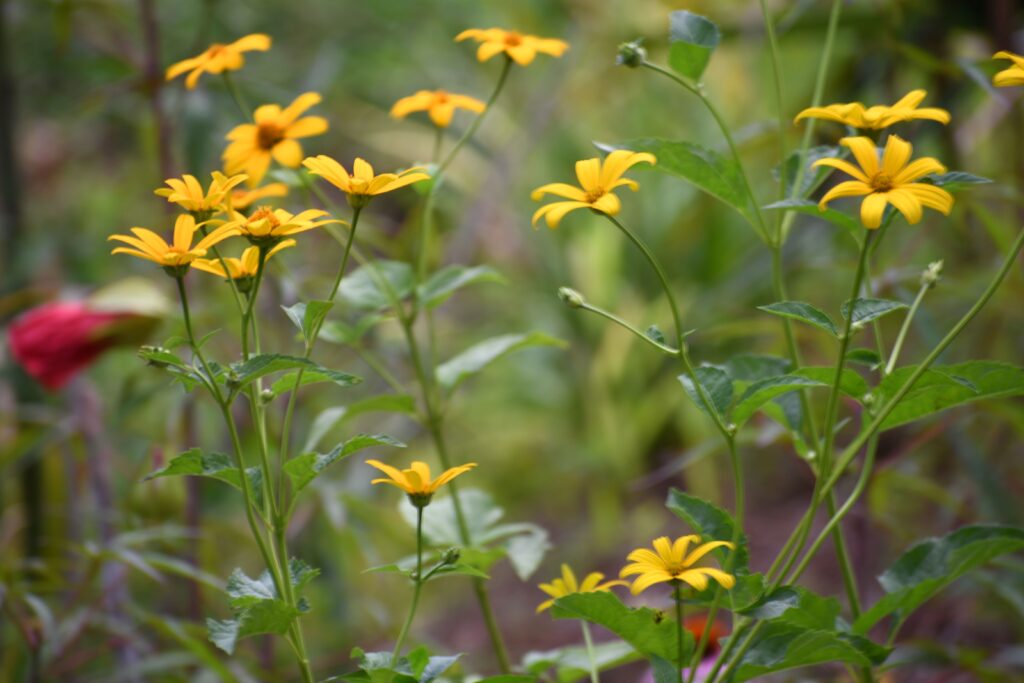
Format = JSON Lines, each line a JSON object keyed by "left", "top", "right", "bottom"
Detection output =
{"left": 577, "top": 300, "right": 678, "bottom": 355}
{"left": 432, "top": 126, "right": 444, "bottom": 165}
{"left": 758, "top": 0, "right": 787, "bottom": 210}
{"left": 885, "top": 279, "right": 931, "bottom": 374}
{"left": 221, "top": 71, "right": 251, "bottom": 120}
{"left": 392, "top": 506, "right": 425, "bottom": 665}
{"left": 581, "top": 620, "right": 600, "bottom": 683}
{"left": 674, "top": 586, "right": 685, "bottom": 683}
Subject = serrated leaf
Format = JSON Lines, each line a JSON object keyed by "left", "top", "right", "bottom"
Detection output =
{"left": 731, "top": 375, "right": 827, "bottom": 428}
{"left": 269, "top": 366, "right": 365, "bottom": 397}
{"left": 144, "top": 448, "right": 264, "bottom": 509}
{"left": 666, "top": 488, "right": 747, "bottom": 571}
{"left": 139, "top": 346, "right": 186, "bottom": 367}
{"left": 282, "top": 300, "right": 334, "bottom": 343}
{"left": 727, "top": 623, "right": 889, "bottom": 682}
{"left": 667, "top": 10, "right": 720, "bottom": 81}
{"left": 926, "top": 171, "right": 992, "bottom": 189}
{"left": 285, "top": 434, "right": 405, "bottom": 494}
{"left": 678, "top": 365, "right": 733, "bottom": 419}
{"left": 757, "top": 301, "right": 838, "bottom": 336}
{"left": 792, "top": 367, "right": 871, "bottom": 400}
{"left": 229, "top": 353, "right": 361, "bottom": 392}
{"left": 417, "top": 265, "right": 505, "bottom": 309}
{"left": 841, "top": 298, "right": 907, "bottom": 326}
{"left": 207, "top": 599, "right": 302, "bottom": 654}
{"left": 340, "top": 260, "right": 414, "bottom": 311}
{"left": 524, "top": 641, "right": 638, "bottom": 683}
{"left": 722, "top": 354, "right": 791, "bottom": 381}
{"left": 436, "top": 332, "right": 566, "bottom": 390}
{"left": 740, "top": 586, "right": 840, "bottom": 630}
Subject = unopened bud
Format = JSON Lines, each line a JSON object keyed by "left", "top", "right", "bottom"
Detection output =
{"left": 558, "top": 287, "right": 585, "bottom": 309}
{"left": 616, "top": 40, "right": 647, "bottom": 68}
{"left": 260, "top": 388, "right": 274, "bottom": 404}
{"left": 441, "top": 547, "right": 461, "bottom": 565}
{"left": 921, "top": 260, "right": 943, "bottom": 287}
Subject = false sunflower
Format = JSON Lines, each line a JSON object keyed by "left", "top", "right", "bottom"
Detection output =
{"left": 223, "top": 92, "right": 328, "bottom": 186}
{"left": 531, "top": 150, "right": 656, "bottom": 228}
{"left": 191, "top": 240, "right": 294, "bottom": 283}
{"left": 230, "top": 182, "right": 289, "bottom": 211}
{"left": 108, "top": 215, "right": 239, "bottom": 272}
{"left": 993, "top": 51, "right": 1024, "bottom": 87}
{"left": 222, "top": 207, "right": 343, "bottom": 246}
{"left": 166, "top": 34, "right": 271, "bottom": 90}
{"left": 813, "top": 135, "right": 953, "bottom": 229}
{"left": 303, "top": 155, "right": 430, "bottom": 206}
{"left": 390, "top": 89, "right": 486, "bottom": 128}
{"left": 620, "top": 535, "right": 735, "bottom": 595}
{"left": 366, "top": 459, "right": 476, "bottom": 507}
{"left": 456, "top": 28, "right": 568, "bottom": 66}
{"left": 536, "top": 564, "right": 626, "bottom": 613}
{"left": 795, "top": 90, "right": 950, "bottom": 129}
{"left": 154, "top": 172, "right": 248, "bottom": 214}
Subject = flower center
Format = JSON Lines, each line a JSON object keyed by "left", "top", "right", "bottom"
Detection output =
{"left": 207, "top": 43, "right": 226, "bottom": 57}
{"left": 349, "top": 177, "right": 370, "bottom": 194}
{"left": 256, "top": 123, "right": 285, "bottom": 150}
{"left": 870, "top": 172, "right": 895, "bottom": 193}
{"left": 434, "top": 90, "right": 449, "bottom": 104}
{"left": 248, "top": 206, "right": 281, "bottom": 232}
{"left": 504, "top": 31, "right": 523, "bottom": 47}
{"left": 584, "top": 188, "right": 606, "bottom": 204}
{"left": 664, "top": 561, "right": 687, "bottom": 576}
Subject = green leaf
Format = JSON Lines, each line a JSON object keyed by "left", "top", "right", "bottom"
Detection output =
{"left": 926, "top": 171, "right": 992, "bottom": 189}
{"left": 722, "top": 354, "right": 791, "bottom": 381}
{"left": 207, "top": 600, "right": 301, "bottom": 654}
{"left": 854, "top": 525, "right": 1024, "bottom": 634}
{"left": 757, "top": 301, "right": 838, "bottom": 336}
{"left": 689, "top": 572, "right": 766, "bottom": 612}
{"left": 229, "top": 353, "right": 361, "bottom": 392}
{"left": 319, "top": 314, "right": 385, "bottom": 345}
{"left": 774, "top": 146, "right": 843, "bottom": 200}
{"left": 731, "top": 375, "right": 827, "bottom": 428}
{"left": 678, "top": 365, "right": 732, "bottom": 419}
{"left": 667, "top": 11, "right": 720, "bottom": 81}
{"left": 763, "top": 198, "right": 861, "bottom": 235}
{"left": 666, "top": 488, "right": 747, "bottom": 571}
{"left": 552, "top": 592, "right": 692, "bottom": 663}
{"left": 270, "top": 366, "right": 366, "bottom": 397}
{"left": 417, "top": 265, "right": 505, "bottom": 309}
{"left": 474, "top": 678, "right": 536, "bottom": 683}
{"left": 282, "top": 300, "right": 333, "bottom": 343}
{"left": 846, "top": 348, "right": 882, "bottom": 368}
{"left": 436, "top": 332, "right": 566, "bottom": 390}
{"left": 726, "top": 623, "right": 889, "bottom": 682}
{"left": 285, "top": 434, "right": 405, "bottom": 494}
{"left": 740, "top": 586, "right": 840, "bottom": 630}
{"left": 645, "top": 324, "right": 667, "bottom": 346}
{"left": 145, "top": 448, "right": 264, "bottom": 508}
{"left": 873, "top": 361, "right": 1024, "bottom": 430}
{"left": 792, "top": 367, "right": 871, "bottom": 400}
{"left": 841, "top": 298, "right": 908, "bottom": 326}
{"left": 340, "top": 260, "right": 414, "bottom": 311}
{"left": 524, "top": 641, "right": 638, "bottom": 682}
{"left": 138, "top": 346, "right": 186, "bottom": 367}
{"left": 303, "top": 394, "right": 417, "bottom": 452}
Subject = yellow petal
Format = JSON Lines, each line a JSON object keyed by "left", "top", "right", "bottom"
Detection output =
{"left": 366, "top": 459, "right": 407, "bottom": 487}
{"left": 818, "top": 180, "right": 871, "bottom": 209}
{"left": 279, "top": 92, "right": 322, "bottom": 126}
{"left": 589, "top": 192, "right": 621, "bottom": 216}
{"left": 628, "top": 570, "right": 675, "bottom": 595}
{"left": 683, "top": 540, "right": 734, "bottom": 566}
{"left": 229, "top": 33, "right": 272, "bottom": 53}
{"left": 531, "top": 183, "right": 586, "bottom": 202}
{"left": 881, "top": 135, "right": 913, "bottom": 176}
{"left": 272, "top": 139, "right": 303, "bottom": 168}
{"left": 574, "top": 158, "right": 601, "bottom": 191}
{"left": 859, "top": 192, "right": 888, "bottom": 229}
{"left": 531, "top": 201, "right": 589, "bottom": 229}
{"left": 885, "top": 188, "right": 923, "bottom": 225}
{"left": 905, "top": 183, "right": 953, "bottom": 215}
{"left": 812, "top": 158, "right": 870, "bottom": 184}
{"left": 893, "top": 157, "right": 946, "bottom": 185}
{"left": 429, "top": 102, "right": 456, "bottom": 128}
{"left": 286, "top": 116, "right": 329, "bottom": 139}
{"left": 840, "top": 137, "right": 880, "bottom": 177}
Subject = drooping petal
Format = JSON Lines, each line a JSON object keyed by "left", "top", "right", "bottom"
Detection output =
{"left": 884, "top": 188, "right": 923, "bottom": 225}
{"left": 530, "top": 183, "right": 587, "bottom": 201}
{"left": 589, "top": 192, "right": 621, "bottom": 216}
{"left": 859, "top": 192, "right": 889, "bottom": 229}
{"left": 674, "top": 570, "right": 709, "bottom": 591}
{"left": 682, "top": 567, "right": 736, "bottom": 589}
{"left": 812, "top": 158, "right": 870, "bottom": 184}
{"left": 366, "top": 459, "right": 407, "bottom": 487}
{"left": 476, "top": 41, "right": 506, "bottom": 62}
{"left": 893, "top": 157, "right": 946, "bottom": 185}
{"left": 271, "top": 139, "right": 303, "bottom": 167}
{"left": 628, "top": 570, "right": 675, "bottom": 595}
{"left": 818, "top": 180, "right": 871, "bottom": 209}
{"left": 905, "top": 183, "right": 954, "bottom": 214}
{"left": 506, "top": 44, "right": 536, "bottom": 66}
{"left": 429, "top": 102, "right": 456, "bottom": 128}
{"left": 683, "top": 540, "right": 734, "bottom": 567}
{"left": 531, "top": 201, "right": 589, "bottom": 229}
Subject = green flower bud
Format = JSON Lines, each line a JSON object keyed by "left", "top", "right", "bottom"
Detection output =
{"left": 616, "top": 39, "right": 647, "bottom": 68}
{"left": 441, "top": 547, "right": 461, "bottom": 565}
{"left": 921, "top": 260, "right": 943, "bottom": 287}
{"left": 558, "top": 287, "right": 585, "bottom": 308}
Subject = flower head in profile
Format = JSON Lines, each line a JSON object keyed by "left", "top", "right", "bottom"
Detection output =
{"left": 108, "top": 215, "right": 240, "bottom": 274}
{"left": 993, "top": 51, "right": 1024, "bottom": 87}
{"left": 166, "top": 34, "right": 271, "bottom": 89}
{"left": 531, "top": 150, "right": 656, "bottom": 229}
{"left": 620, "top": 535, "right": 735, "bottom": 595}
{"left": 390, "top": 89, "right": 486, "bottom": 128}
{"left": 154, "top": 172, "right": 248, "bottom": 215}
{"left": 192, "top": 240, "right": 294, "bottom": 291}
{"left": 222, "top": 207, "right": 343, "bottom": 247}
{"left": 536, "top": 564, "right": 626, "bottom": 613}
{"left": 229, "top": 182, "right": 289, "bottom": 212}
{"left": 303, "top": 155, "right": 430, "bottom": 207}
{"left": 224, "top": 92, "right": 328, "bottom": 186}
{"left": 813, "top": 136, "right": 953, "bottom": 229}
{"left": 795, "top": 90, "right": 950, "bottom": 129}
{"left": 456, "top": 28, "right": 568, "bottom": 66}
{"left": 366, "top": 459, "right": 476, "bottom": 507}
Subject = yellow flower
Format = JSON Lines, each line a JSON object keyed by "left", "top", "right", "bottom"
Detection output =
{"left": 302, "top": 156, "right": 430, "bottom": 204}
{"left": 165, "top": 34, "right": 271, "bottom": 90}
{"left": 191, "top": 240, "right": 295, "bottom": 280}
{"left": 536, "top": 564, "right": 626, "bottom": 613}
{"left": 620, "top": 535, "right": 735, "bottom": 595}
{"left": 813, "top": 135, "right": 954, "bottom": 229}
{"left": 993, "top": 51, "right": 1024, "bottom": 87}
{"left": 794, "top": 90, "right": 950, "bottom": 129}
{"left": 390, "top": 89, "right": 486, "bottom": 128}
{"left": 455, "top": 28, "right": 568, "bottom": 66}
{"left": 222, "top": 206, "right": 344, "bottom": 246}
{"left": 229, "top": 182, "right": 290, "bottom": 211}
{"left": 366, "top": 459, "right": 476, "bottom": 506}
{"left": 223, "top": 92, "right": 328, "bottom": 186}
{"left": 531, "top": 150, "right": 656, "bottom": 229}
{"left": 154, "top": 172, "right": 248, "bottom": 214}
{"left": 108, "top": 215, "right": 240, "bottom": 270}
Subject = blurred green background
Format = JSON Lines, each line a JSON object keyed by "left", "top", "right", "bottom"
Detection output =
{"left": 3, "top": 0, "right": 1024, "bottom": 680}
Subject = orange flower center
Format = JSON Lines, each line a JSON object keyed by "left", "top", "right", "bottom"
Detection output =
{"left": 257, "top": 123, "right": 285, "bottom": 150}
{"left": 249, "top": 206, "right": 281, "bottom": 228}
{"left": 504, "top": 31, "right": 523, "bottom": 47}
{"left": 870, "top": 172, "right": 895, "bottom": 193}
{"left": 584, "top": 188, "right": 606, "bottom": 204}
{"left": 664, "top": 560, "right": 686, "bottom": 575}
{"left": 207, "top": 43, "right": 227, "bottom": 57}
{"left": 434, "top": 90, "right": 449, "bottom": 104}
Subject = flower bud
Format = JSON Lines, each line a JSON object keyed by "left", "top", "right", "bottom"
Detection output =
{"left": 921, "top": 260, "right": 943, "bottom": 287}
{"left": 441, "top": 547, "right": 461, "bottom": 565}
{"left": 260, "top": 388, "right": 275, "bottom": 404}
{"left": 558, "top": 287, "right": 585, "bottom": 309}
{"left": 616, "top": 40, "right": 647, "bottom": 68}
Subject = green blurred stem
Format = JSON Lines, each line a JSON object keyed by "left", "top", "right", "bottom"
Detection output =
{"left": 392, "top": 505, "right": 425, "bottom": 666}
{"left": 885, "top": 278, "right": 931, "bottom": 375}
{"left": 675, "top": 587, "right": 685, "bottom": 683}
{"left": 575, "top": 300, "right": 679, "bottom": 355}
{"left": 432, "top": 126, "right": 444, "bottom": 165}
{"left": 581, "top": 620, "right": 600, "bottom": 683}
{"left": 221, "top": 71, "right": 251, "bottom": 120}
{"left": 758, "top": 0, "right": 787, "bottom": 207}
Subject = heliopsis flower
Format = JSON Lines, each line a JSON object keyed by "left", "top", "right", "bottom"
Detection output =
{"left": 223, "top": 92, "right": 328, "bottom": 186}
{"left": 366, "top": 459, "right": 476, "bottom": 507}
{"left": 108, "top": 215, "right": 240, "bottom": 273}
{"left": 455, "top": 28, "right": 568, "bottom": 66}
{"left": 531, "top": 150, "right": 656, "bottom": 228}
{"left": 794, "top": 90, "right": 950, "bottom": 129}
{"left": 813, "top": 135, "right": 954, "bottom": 229}
{"left": 303, "top": 155, "right": 430, "bottom": 206}
{"left": 536, "top": 564, "right": 626, "bottom": 613}
{"left": 229, "top": 182, "right": 289, "bottom": 211}
{"left": 620, "top": 535, "right": 735, "bottom": 595}
{"left": 154, "top": 172, "right": 248, "bottom": 215}
{"left": 993, "top": 51, "right": 1024, "bottom": 87}
{"left": 390, "top": 89, "right": 486, "bottom": 128}
{"left": 222, "top": 207, "right": 343, "bottom": 246}
{"left": 165, "top": 34, "right": 271, "bottom": 90}
{"left": 191, "top": 240, "right": 294, "bottom": 285}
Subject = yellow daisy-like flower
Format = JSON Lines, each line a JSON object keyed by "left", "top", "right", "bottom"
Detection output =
{"left": 795, "top": 90, "right": 950, "bottom": 129}
{"left": 993, "top": 51, "right": 1024, "bottom": 87}
{"left": 302, "top": 155, "right": 430, "bottom": 205}
{"left": 108, "top": 215, "right": 240, "bottom": 270}
{"left": 222, "top": 206, "right": 344, "bottom": 246}
{"left": 620, "top": 535, "right": 735, "bottom": 595}
{"left": 229, "top": 182, "right": 289, "bottom": 211}
{"left": 366, "top": 459, "right": 476, "bottom": 507}
{"left": 390, "top": 89, "right": 486, "bottom": 128}
{"left": 154, "top": 171, "right": 248, "bottom": 214}
{"left": 165, "top": 34, "right": 271, "bottom": 90}
{"left": 536, "top": 564, "right": 626, "bottom": 614}
{"left": 531, "top": 150, "right": 656, "bottom": 229}
{"left": 191, "top": 240, "right": 295, "bottom": 281}
{"left": 455, "top": 28, "right": 568, "bottom": 66}
{"left": 223, "top": 92, "right": 328, "bottom": 186}
{"left": 813, "top": 135, "right": 954, "bottom": 229}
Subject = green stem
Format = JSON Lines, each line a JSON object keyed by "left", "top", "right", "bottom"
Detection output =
{"left": 221, "top": 71, "right": 251, "bottom": 120}
{"left": 392, "top": 505, "right": 425, "bottom": 665}
{"left": 758, "top": 0, "right": 787, "bottom": 209}
{"left": 675, "top": 587, "right": 685, "bottom": 683}
{"left": 576, "top": 300, "right": 678, "bottom": 355}
{"left": 432, "top": 126, "right": 444, "bottom": 165}
{"left": 581, "top": 620, "right": 600, "bottom": 683}
{"left": 885, "top": 278, "right": 931, "bottom": 375}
